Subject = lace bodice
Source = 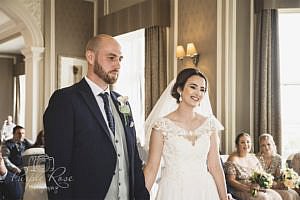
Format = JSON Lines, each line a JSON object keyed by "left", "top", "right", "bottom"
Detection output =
{"left": 152, "top": 116, "right": 223, "bottom": 177}
{"left": 257, "top": 154, "right": 282, "bottom": 178}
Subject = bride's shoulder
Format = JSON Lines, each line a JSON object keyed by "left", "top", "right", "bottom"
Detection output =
{"left": 152, "top": 117, "right": 172, "bottom": 130}
{"left": 164, "top": 111, "right": 177, "bottom": 119}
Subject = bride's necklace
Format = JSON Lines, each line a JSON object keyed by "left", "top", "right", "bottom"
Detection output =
{"left": 183, "top": 130, "right": 198, "bottom": 146}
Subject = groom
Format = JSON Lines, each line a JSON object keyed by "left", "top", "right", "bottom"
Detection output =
{"left": 44, "top": 34, "right": 149, "bottom": 200}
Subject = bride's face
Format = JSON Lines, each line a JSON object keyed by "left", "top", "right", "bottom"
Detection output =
{"left": 180, "top": 75, "right": 206, "bottom": 107}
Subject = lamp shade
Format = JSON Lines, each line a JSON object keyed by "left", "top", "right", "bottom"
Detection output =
{"left": 186, "top": 43, "right": 198, "bottom": 57}
{"left": 176, "top": 45, "right": 185, "bottom": 59}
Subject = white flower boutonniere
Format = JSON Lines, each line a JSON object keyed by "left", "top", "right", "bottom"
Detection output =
{"left": 117, "top": 96, "right": 132, "bottom": 126}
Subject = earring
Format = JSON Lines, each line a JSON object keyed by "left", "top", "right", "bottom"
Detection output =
{"left": 179, "top": 93, "right": 182, "bottom": 102}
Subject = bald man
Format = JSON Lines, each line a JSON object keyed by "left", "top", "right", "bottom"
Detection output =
{"left": 44, "top": 34, "right": 149, "bottom": 200}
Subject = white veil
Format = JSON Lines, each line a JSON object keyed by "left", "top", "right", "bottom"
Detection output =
{"left": 144, "top": 78, "right": 215, "bottom": 152}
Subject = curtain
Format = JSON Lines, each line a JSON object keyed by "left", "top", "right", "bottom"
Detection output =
{"left": 145, "top": 26, "right": 168, "bottom": 118}
{"left": 254, "top": 9, "right": 282, "bottom": 153}
{"left": 113, "top": 29, "right": 145, "bottom": 142}
{"left": 13, "top": 76, "right": 20, "bottom": 125}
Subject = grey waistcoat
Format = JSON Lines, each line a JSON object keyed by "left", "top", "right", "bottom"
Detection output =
{"left": 104, "top": 96, "right": 129, "bottom": 200}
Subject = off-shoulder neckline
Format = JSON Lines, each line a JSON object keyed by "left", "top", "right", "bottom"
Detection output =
{"left": 162, "top": 117, "right": 210, "bottom": 133}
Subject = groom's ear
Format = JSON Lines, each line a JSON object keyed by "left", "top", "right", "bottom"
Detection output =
{"left": 86, "top": 50, "right": 95, "bottom": 64}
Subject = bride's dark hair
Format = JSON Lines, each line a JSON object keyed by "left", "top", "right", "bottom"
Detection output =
{"left": 171, "top": 68, "right": 207, "bottom": 103}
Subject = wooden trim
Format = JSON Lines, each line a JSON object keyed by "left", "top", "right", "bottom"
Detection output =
{"left": 98, "top": 0, "right": 170, "bottom": 36}
{"left": 255, "top": 0, "right": 300, "bottom": 13}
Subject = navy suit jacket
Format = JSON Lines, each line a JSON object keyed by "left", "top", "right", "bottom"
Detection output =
{"left": 43, "top": 79, "right": 149, "bottom": 200}
{"left": 0, "top": 171, "right": 22, "bottom": 200}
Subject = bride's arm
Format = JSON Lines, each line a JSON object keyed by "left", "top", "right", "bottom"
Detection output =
{"left": 143, "top": 129, "right": 164, "bottom": 192}
{"left": 207, "top": 132, "right": 228, "bottom": 200}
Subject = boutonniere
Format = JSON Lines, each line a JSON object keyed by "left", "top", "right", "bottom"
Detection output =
{"left": 117, "top": 96, "right": 132, "bottom": 126}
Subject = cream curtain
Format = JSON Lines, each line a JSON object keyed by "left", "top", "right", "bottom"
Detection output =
{"left": 13, "top": 76, "right": 20, "bottom": 124}
{"left": 145, "top": 26, "right": 168, "bottom": 118}
{"left": 254, "top": 9, "right": 282, "bottom": 153}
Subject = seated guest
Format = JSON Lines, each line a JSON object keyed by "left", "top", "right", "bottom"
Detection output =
{"left": 1, "top": 115, "right": 16, "bottom": 142}
{"left": 1, "top": 125, "right": 32, "bottom": 174}
{"left": 220, "top": 155, "right": 239, "bottom": 200}
{"left": 224, "top": 132, "right": 282, "bottom": 200}
{"left": 257, "top": 133, "right": 300, "bottom": 200}
{"left": 291, "top": 153, "right": 300, "bottom": 175}
{"left": 291, "top": 153, "right": 300, "bottom": 196}
{"left": 0, "top": 152, "right": 22, "bottom": 200}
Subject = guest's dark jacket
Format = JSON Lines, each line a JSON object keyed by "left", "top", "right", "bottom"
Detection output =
{"left": 44, "top": 78, "right": 149, "bottom": 200}
{"left": 3, "top": 138, "right": 32, "bottom": 171}
{"left": 0, "top": 171, "right": 22, "bottom": 200}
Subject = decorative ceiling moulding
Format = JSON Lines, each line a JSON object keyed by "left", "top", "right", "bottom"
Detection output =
{"left": 98, "top": 0, "right": 170, "bottom": 36}
{"left": 255, "top": 0, "right": 300, "bottom": 13}
{"left": 19, "top": 0, "right": 43, "bottom": 30}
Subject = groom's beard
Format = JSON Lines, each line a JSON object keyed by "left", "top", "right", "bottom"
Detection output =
{"left": 94, "top": 60, "right": 118, "bottom": 84}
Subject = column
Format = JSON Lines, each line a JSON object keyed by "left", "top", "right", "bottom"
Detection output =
{"left": 21, "top": 46, "right": 44, "bottom": 142}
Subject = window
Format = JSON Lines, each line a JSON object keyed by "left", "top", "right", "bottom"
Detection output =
{"left": 279, "top": 11, "right": 300, "bottom": 160}
{"left": 114, "top": 29, "right": 145, "bottom": 143}
{"left": 13, "top": 75, "right": 25, "bottom": 126}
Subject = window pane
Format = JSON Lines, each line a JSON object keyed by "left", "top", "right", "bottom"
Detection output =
{"left": 279, "top": 11, "right": 300, "bottom": 160}
{"left": 114, "top": 29, "right": 145, "bottom": 143}
{"left": 279, "top": 13, "right": 300, "bottom": 84}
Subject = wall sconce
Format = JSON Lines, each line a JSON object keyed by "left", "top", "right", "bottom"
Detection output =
{"left": 176, "top": 42, "right": 200, "bottom": 66}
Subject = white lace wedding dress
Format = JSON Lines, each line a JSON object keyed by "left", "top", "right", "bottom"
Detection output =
{"left": 152, "top": 115, "right": 223, "bottom": 200}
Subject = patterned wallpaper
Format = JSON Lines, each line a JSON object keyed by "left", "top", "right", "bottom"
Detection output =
{"left": 55, "top": 0, "right": 94, "bottom": 57}
{"left": 178, "top": 0, "right": 217, "bottom": 112}
{"left": 109, "top": 0, "right": 146, "bottom": 14}
{"left": 0, "top": 58, "right": 14, "bottom": 123}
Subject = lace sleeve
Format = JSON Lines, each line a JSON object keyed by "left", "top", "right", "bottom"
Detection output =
{"left": 224, "top": 161, "right": 237, "bottom": 176}
{"left": 152, "top": 118, "right": 170, "bottom": 137}
{"left": 208, "top": 115, "right": 224, "bottom": 132}
{"left": 144, "top": 118, "right": 170, "bottom": 152}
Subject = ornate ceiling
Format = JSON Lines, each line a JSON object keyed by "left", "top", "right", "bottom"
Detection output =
{"left": 0, "top": 10, "right": 25, "bottom": 54}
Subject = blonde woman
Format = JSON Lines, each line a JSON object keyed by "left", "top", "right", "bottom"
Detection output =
{"left": 257, "top": 133, "right": 300, "bottom": 200}
{"left": 224, "top": 132, "right": 282, "bottom": 200}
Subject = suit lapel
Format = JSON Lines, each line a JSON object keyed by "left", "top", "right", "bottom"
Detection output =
{"left": 76, "top": 79, "right": 112, "bottom": 141}
{"left": 110, "top": 92, "right": 134, "bottom": 159}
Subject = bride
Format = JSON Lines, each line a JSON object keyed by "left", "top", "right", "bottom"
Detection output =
{"left": 143, "top": 68, "right": 228, "bottom": 200}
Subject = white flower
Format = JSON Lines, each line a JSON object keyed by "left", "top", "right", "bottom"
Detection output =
{"left": 117, "top": 96, "right": 131, "bottom": 115}
{"left": 117, "top": 96, "right": 132, "bottom": 125}
{"left": 117, "top": 96, "right": 129, "bottom": 106}
{"left": 280, "top": 167, "right": 299, "bottom": 189}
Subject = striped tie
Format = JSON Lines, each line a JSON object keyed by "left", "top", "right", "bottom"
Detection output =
{"left": 99, "top": 92, "right": 115, "bottom": 134}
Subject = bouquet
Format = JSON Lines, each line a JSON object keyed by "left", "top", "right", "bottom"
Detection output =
{"left": 279, "top": 167, "right": 299, "bottom": 189}
{"left": 250, "top": 170, "right": 274, "bottom": 197}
